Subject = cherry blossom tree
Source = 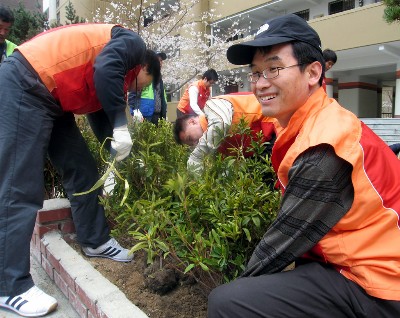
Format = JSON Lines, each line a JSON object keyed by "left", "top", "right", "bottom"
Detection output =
{"left": 92, "top": 0, "right": 254, "bottom": 96}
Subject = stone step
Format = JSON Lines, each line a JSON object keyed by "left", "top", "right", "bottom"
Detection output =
{"left": 359, "top": 118, "right": 400, "bottom": 145}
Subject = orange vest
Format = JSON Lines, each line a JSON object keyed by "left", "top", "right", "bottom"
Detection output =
{"left": 212, "top": 93, "right": 276, "bottom": 156}
{"left": 273, "top": 87, "right": 400, "bottom": 301}
{"left": 177, "top": 80, "right": 210, "bottom": 114}
{"left": 17, "top": 24, "right": 140, "bottom": 114}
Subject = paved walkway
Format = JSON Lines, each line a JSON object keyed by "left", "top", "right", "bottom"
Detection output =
{"left": 0, "top": 248, "right": 80, "bottom": 318}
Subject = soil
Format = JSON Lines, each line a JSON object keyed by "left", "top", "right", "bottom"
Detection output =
{"left": 69, "top": 238, "right": 208, "bottom": 318}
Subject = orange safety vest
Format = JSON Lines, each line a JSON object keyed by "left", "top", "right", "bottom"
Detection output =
{"left": 206, "top": 93, "right": 277, "bottom": 156}
{"left": 273, "top": 87, "right": 400, "bottom": 301}
{"left": 177, "top": 80, "right": 210, "bottom": 114}
{"left": 17, "top": 24, "right": 140, "bottom": 114}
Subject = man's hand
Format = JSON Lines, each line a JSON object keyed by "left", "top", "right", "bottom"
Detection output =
{"left": 111, "top": 125, "right": 133, "bottom": 161}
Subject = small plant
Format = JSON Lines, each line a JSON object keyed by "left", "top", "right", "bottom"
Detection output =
{"left": 102, "top": 119, "right": 280, "bottom": 293}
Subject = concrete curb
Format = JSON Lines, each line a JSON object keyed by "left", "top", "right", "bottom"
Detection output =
{"left": 31, "top": 199, "right": 149, "bottom": 318}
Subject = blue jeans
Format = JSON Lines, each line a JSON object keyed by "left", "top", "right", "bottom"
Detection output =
{"left": 0, "top": 55, "right": 110, "bottom": 296}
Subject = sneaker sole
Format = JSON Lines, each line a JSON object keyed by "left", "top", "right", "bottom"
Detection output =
{"left": 0, "top": 302, "right": 57, "bottom": 317}
{"left": 82, "top": 251, "right": 133, "bottom": 263}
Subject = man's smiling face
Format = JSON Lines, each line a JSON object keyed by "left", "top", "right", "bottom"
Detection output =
{"left": 250, "top": 43, "right": 312, "bottom": 128}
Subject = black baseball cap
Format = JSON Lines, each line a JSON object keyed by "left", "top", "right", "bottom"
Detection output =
{"left": 156, "top": 51, "right": 167, "bottom": 60}
{"left": 227, "top": 14, "right": 322, "bottom": 65}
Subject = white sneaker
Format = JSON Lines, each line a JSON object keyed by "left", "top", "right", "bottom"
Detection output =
{"left": 82, "top": 238, "right": 134, "bottom": 262}
{"left": 0, "top": 286, "right": 58, "bottom": 317}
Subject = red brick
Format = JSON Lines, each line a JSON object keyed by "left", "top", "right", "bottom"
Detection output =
{"left": 35, "top": 223, "right": 59, "bottom": 238}
{"left": 87, "top": 310, "right": 96, "bottom": 318}
{"left": 31, "top": 233, "right": 37, "bottom": 246}
{"left": 39, "top": 240, "right": 49, "bottom": 257}
{"left": 47, "top": 251, "right": 61, "bottom": 272}
{"left": 60, "top": 220, "right": 76, "bottom": 234}
{"left": 31, "top": 234, "right": 40, "bottom": 251}
{"left": 75, "top": 284, "right": 97, "bottom": 314}
{"left": 36, "top": 208, "right": 72, "bottom": 223}
{"left": 68, "top": 287, "right": 89, "bottom": 318}
{"left": 41, "top": 256, "right": 54, "bottom": 280}
{"left": 40, "top": 240, "right": 47, "bottom": 255}
{"left": 54, "top": 271, "right": 68, "bottom": 298}
{"left": 59, "top": 262, "right": 76, "bottom": 291}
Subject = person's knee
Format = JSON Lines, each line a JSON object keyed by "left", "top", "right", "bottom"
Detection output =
{"left": 207, "top": 282, "right": 240, "bottom": 318}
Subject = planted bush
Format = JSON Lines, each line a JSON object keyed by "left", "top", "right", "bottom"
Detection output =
{"left": 45, "top": 117, "right": 280, "bottom": 292}
{"left": 99, "top": 119, "right": 280, "bottom": 292}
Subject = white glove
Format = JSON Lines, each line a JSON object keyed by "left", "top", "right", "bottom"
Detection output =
{"left": 132, "top": 109, "right": 144, "bottom": 123}
{"left": 111, "top": 125, "right": 133, "bottom": 161}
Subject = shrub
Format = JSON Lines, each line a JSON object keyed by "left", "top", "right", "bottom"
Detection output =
{"left": 45, "top": 117, "right": 280, "bottom": 292}
{"left": 100, "top": 119, "right": 280, "bottom": 292}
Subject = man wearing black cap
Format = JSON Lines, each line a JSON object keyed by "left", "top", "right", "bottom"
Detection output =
{"left": 208, "top": 14, "right": 400, "bottom": 317}
{"left": 129, "top": 51, "right": 168, "bottom": 124}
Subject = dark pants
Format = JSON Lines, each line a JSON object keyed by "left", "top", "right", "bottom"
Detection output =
{"left": 0, "top": 55, "right": 110, "bottom": 296}
{"left": 208, "top": 262, "right": 400, "bottom": 318}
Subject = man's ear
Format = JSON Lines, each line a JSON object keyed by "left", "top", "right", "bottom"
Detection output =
{"left": 307, "top": 61, "right": 322, "bottom": 86}
{"left": 141, "top": 65, "right": 149, "bottom": 74}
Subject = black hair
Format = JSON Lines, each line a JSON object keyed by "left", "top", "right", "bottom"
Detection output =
{"left": 0, "top": 6, "right": 14, "bottom": 24}
{"left": 202, "top": 68, "right": 219, "bottom": 82}
{"left": 323, "top": 49, "right": 337, "bottom": 64}
{"left": 173, "top": 114, "right": 198, "bottom": 144}
{"left": 144, "top": 49, "right": 161, "bottom": 85}
{"left": 292, "top": 41, "right": 325, "bottom": 86}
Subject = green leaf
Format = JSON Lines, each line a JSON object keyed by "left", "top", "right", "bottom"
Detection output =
{"left": 199, "top": 262, "right": 209, "bottom": 271}
{"left": 184, "top": 263, "right": 195, "bottom": 274}
{"left": 243, "top": 228, "right": 251, "bottom": 242}
{"left": 129, "top": 242, "right": 147, "bottom": 254}
{"left": 252, "top": 216, "right": 261, "bottom": 227}
{"left": 73, "top": 159, "right": 116, "bottom": 196}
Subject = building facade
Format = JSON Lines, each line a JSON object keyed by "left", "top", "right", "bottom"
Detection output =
{"left": 3, "top": 0, "right": 39, "bottom": 12}
{"left": 210, "top": 0, "right": 400, "bottom": 119}
{"left": 47, "top": 0, "right": 400, "bottom": 119}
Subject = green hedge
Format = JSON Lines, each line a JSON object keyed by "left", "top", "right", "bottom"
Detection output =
{"left": 46, "top": 118, "right": 280, "bottom": 292}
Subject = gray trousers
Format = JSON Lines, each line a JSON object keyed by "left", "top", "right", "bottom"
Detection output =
{"left": 208, "top": 262, "right": 400, "bottom": 318}
{"left": 0, "top": 55, "right": 110, "bottom": 296}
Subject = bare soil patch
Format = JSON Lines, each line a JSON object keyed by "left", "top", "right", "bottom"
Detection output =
{"left": 69, "top": 239, "right": 208, "bottom": 318}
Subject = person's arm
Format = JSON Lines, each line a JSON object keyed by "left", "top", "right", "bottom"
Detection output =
{"left": 187, "top": 99, "right": 233, "bottom": 171}
{"left": 93, "top": 26, "right": 146, "bottom": 129}
{"left": 188, "top": 85, "right": 203, "bottom": 116}
{"left": 242, "top": 144, "right": 354, "bottom": 277}
{"left": 86, "top": 109, "right": 113, "bottom": 151}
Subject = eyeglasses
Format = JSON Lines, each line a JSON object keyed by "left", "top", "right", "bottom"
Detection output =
{"left": 247, "top": 64, "right": 304, "bottom": 83}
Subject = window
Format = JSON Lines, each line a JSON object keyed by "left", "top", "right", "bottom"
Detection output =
{"left": 143, "top": 0, "right": 180, "bottom": 26}
{"left": 226, "top": 33, "right": 244, "bottom": 43}
{"left": 224, "top": 81, "right": 239, "bottom": 94}
{"left": 144, "top": 17, "right": 153, "bottom": 27}
{"left": 293, "top": 9, "right": 310, "bottom": 21}
{"left": 56, "top": 0, "right": 59, "bottom": 8}
{"left": 328, "top": 0, "right": 355, "bottom": 15}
